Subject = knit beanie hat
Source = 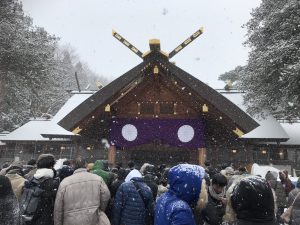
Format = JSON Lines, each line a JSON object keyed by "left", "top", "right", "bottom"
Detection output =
{"left": 37, "top": 154, "right": 55, "bottom": 169}
{"left": 265, "top": 171, "right": 278, "bottom": 181}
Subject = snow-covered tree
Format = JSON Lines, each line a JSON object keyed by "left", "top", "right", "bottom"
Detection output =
{"left": 218, "top": 66, "right": 245, "bottom": 90}
{"left": 0, "top": 0, "right": 107, "bottom": 132}
{"left": 240, "top": 0, "right": 300, "bottom": 118}
{"left": 0, "top": 0, "right": 58, "bottom": 130}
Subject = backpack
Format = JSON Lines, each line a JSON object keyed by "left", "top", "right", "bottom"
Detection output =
{"left": 132, "top": 181, "right": 154, "bottom": 225}
{"left": 19, "top": 177, "right": 49, "bottom": 223}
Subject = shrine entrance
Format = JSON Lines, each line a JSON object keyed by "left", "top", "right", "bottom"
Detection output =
{"left": 121, "top": 143, "right": 198, "bottom": 167}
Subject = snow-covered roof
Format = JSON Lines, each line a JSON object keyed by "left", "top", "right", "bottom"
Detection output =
{"left": 219, "top": 91, "right": 289, "bottom": 140}
{"left": 280, "top": 123, "right": 300, "bottom": 145}
{"left": 52, "top": 92, "right": 94, "bottom": 123}
{"left": 0, "top": 120, "right": 75, "bottom": 142}
{"left": 0, "top": 92, "right": 93, "bottom": 142}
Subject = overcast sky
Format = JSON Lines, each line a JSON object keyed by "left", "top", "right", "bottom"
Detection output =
{"left": 22, "top": 0, "right": 261, "bottom": 88}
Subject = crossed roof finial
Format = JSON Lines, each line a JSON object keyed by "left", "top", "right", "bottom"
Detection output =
{"left": 112, "top": 27, "right": 204, "bottom": 60}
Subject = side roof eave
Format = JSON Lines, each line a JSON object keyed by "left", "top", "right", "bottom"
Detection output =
{"left": 58, "top": 62, "right": 145, "bottom": 130}
{"left": 167, "top": 63, "right": 259, "bottom": 132}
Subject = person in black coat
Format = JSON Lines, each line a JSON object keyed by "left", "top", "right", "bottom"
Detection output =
{"left": 29, "top": 154, "right": 59, "bottom": 225}
{"left": 202, "top": 173, "right": 227, "bottom": 225}
{"left": 143, "top": 164, "right": 158, "bottom": 199}
{"left": 110, "top": 168, "right": 127, "bottom": 198}
{"left": 0, "top": 175, "right": 20, "bottom": 225}
{"left": 231, "top": 176, "right": 276, "bottom": 225}
{"left": 58, "top": 160, "right": 74, "bottom": 181}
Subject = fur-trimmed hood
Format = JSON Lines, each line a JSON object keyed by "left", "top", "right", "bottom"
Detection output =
{"left": 34, "top": 168, "right": 54, "bottom": 179}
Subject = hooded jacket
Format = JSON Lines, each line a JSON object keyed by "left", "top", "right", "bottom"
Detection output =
{"left": 155, "top": 164, "right": 205, "bottom": 225}
{"left": 231, "top": 177, "right": 275, "bottom": 225}
{"left": 112, "top": 169, "right": 153, "bottom": 225}
{"left": 92, "top": 160, "right": 112, "bottom": 185}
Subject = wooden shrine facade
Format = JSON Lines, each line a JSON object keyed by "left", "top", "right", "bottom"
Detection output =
{"left": 57, "top": 32, "right": 265, "bottom": 168}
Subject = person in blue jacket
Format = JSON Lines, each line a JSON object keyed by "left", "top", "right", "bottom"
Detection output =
{"left": 155, "top": 164, "right": 205, "bottom": 225}
{"left": 112, "top": 169, "right": 154, "bottom": 225}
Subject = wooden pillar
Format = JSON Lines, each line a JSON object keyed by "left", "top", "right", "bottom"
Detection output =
{"left": 108, "top": 145, "right": 116, "bottom": 168}
{"left": 198, "top": 148, "right": 207, "bottom": 166}
{"left": 122, "top": 148, "right": 130, "bottom": 168}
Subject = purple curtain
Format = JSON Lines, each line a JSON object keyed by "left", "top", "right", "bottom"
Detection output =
{"left": 109, "top": 118, "right": 205, "bottom": 148}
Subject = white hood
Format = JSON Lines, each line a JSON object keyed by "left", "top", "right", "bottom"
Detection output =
{"left": 125, "top": 169, "right": 142, "bottom": 182}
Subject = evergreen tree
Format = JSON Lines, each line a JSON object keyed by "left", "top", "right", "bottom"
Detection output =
{"left": 240, "top": 0, "right": 300, "bottom": 118}
{"left": 218, "top": 66, "right": 244, "bottom": 90}
{"left": 0, "top": 0, "right": 107, "bottom": 132}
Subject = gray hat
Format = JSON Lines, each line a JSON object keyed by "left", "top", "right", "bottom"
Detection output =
{"left": 265, "top": 171, "right": 278, "bottom": 181}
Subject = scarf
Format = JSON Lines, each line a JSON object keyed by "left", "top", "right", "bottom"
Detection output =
{"left": 208, "top": 185, "right": 225, "bottom": 200}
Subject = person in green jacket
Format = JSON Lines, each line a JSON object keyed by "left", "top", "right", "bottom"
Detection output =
{"left": 92, "top": 160, "right": 112, "bottom": 186}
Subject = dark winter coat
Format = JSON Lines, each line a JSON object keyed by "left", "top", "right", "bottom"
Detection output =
{"left": 0, "top": 175, "right": 20, "bottom": 225}
{"left": 231, "top": 177, "right": 275, "bottom": 224}
{"left": 112, "top": 177, "right": 153, "bottom": 225}
{"left": 155, "top": 164, "right": 205, "bottom": 225}
{"left": 266, "top": 171, "right": 287, "bottom": 208}
{"left": 231, "top": 220, "right": 276, "bottom": 225}
{"left": 202, "top": 188, "right": 226, "bottom": 225}
{"left": 144, "top": 174, "right": 158, "bottom": 199}
{"left": 58, "top": 165, "right": 74, "bottom": 181}
{"left": 110, "top": 179, "right": 124, "bottom": 198}
{"left": 29, "top": 169, "right": 59, "bottom": 225}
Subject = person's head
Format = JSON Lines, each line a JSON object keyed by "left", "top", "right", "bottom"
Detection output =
{"left": 63, "top": 160, "right": 71, "bottom": 166}
{"left": 73, "top": 156, "right": 87, "bottom": 170}
{"left": 6, "top": 161, "right": 23, "bottom": 175}
{"left": 204, "top": 160, "right": 211, "bottom": 167}
{"left": 231, "top": 176, "right": 275, "bottom": 223}
{"left": 168, "top": 164, "right": 205, "bottom": 205}
{"left": 125, "top": 169, "right": 142, "bottom": 182}
{"left": 86, "top": 163, "right": 94, "bottom": 172}
{"left": 128, "top": 161, "right": 135, "bottom": 169}
{"left": 102, "top": 160, "right": 109, "bottom": 171}
{"left": 37, "top": 154, "right": 55, "bottom": 169}
{"left": 117, "top": 168, "right": 127, "bottom": 181}
{"left": 0, "top": 175, "right": 14, "bottom": 197}
{"left": 279, "top": 171, "right": 286, "bottom": 181}
{"left": 160, "top": 167, "right": 170, "bottom": 186}
{"left": 238, "top": 167, "right": 247, "bottom": 175}
{"left": 27, "top": 159, "right": 36, "bottom": 166}
{"left": 116, "top": 162, "right": 122, "bottom": 170}
{"left": 211, "top": 173, "right": 227, "bottom": 194}
{"left": 144, "top": 164, "right": 156, "bottom": 176}
{"left": 1, "top": 162, "right": 10, "bottom": 170}
{"left": 265, "top": 171, "right": 277, "bottom": 182}
{"left": 158, "top": 164, "right": 166, "bottom": 172}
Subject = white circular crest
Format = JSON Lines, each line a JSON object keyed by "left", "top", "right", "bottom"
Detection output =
{"left": 177, "top": 125, "right": 195, "bottom": 143}
{"left": 122, "top": 124, "right": 138, "bottom": 141}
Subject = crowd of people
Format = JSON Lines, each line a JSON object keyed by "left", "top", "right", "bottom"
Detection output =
{"left": 0, "top": 154, "right": 300, "bottom": 225}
